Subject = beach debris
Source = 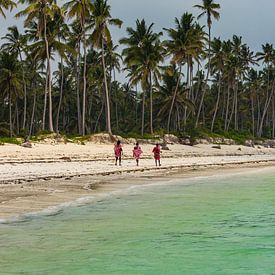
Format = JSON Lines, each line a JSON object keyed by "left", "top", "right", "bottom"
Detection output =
{"left": 60, "top": 156, "right": 72, "bottom": 162}
{"left": 244, "top": 140, "right": 254, "bottom": 147}
{"left": 212, "top": 145, "right": 221, "bottom": 149}
{"left": 21, "top": 141, "right": 32, "bottom": 148}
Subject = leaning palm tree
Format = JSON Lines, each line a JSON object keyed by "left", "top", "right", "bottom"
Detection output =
{"left": 0, "top": 0, "right": 16, "bottom": 18}
{"left": 63, "top": 0, "right": 94, "bottom": 136}
{"left": 194, "top": 0, "right": 220, "bottom": 128}
{"left": 1, "top": 26, "right": 28, "bottom": 130}
{"left": 90, "top": 0, "right": 123, "bottom": 135}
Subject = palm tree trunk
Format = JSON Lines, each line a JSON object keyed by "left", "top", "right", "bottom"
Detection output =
{"left": 82, "top": 30, "right": 87, "bottom": 136}
{"left": 44, "top": 16, "right": 54, "bottom": 133}
{"left": 224, "top": 81, "right": 230, "bottom": 131}
{"left": 76, "top": 42, "right": 82, "bottom": 135}
{"left": 251, "top": 96, "right": 255, "bottom": 137}
{"left": 211, "top": 72, "right": 221, "bottom": 132}
{"left": 149, "top": 70, "right": 153, "bottom": 134}
{"left": 167, "top": 65, "right": 181, "bottom": 133}
{"left": 56, "top": 56, "right": 64, "bottom": 133}
{"left": 195, "top": 25, "right": 211, "bottom": 128}
{"left": 102, "top": 40, "right": 112, "bottom": 135}
{"left": 19, "top": 52, "right": 27, "bottom": 130}
{"left": 234, "top": 79, "right": 238, "bottom": 131}
{"left": 42, "top": 67, "right": 48, "bottom": 131}
{"left": 258, "top": 79, "right": 275, "bottom": 137}
{"left": 16, "top": 100, "right": 19, "bottom": 135}
{"left": 9, "top": 88, "right": 13, "bottom": 137}
{"left": 28, "top": 91, "right": 36, "bottom": 139}
{"left": 141, "top": 91, "right": 145, "bottom": 136}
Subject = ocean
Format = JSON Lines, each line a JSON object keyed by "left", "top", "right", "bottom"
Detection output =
{"left": 1, "top": 167, "right": 275, "bottom": 274}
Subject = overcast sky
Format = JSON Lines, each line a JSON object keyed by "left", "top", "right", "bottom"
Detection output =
{"left": 1, "top": 0, "right": 275, "bottom": 53}
{"left": 1, "top": 0, "right": 274, "bottom": 81}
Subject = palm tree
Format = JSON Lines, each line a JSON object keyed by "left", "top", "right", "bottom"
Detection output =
{"left": 1, "top": 26, "right": 28, "bottom": 130}
{"left": 0, "top": 53, "right": 23, "bottom": 136}
{"left": 90, "top": 0, "right": 123, "bottom": 135}
{"left": 164, "top": 13, "right": 205, "bottom": 132}
{"left": 209, "top": 37, "right": 224, "bottom": 132}
{"left": 64, "top": 0, "right": 94, "bottom": 136}
{"left": 194, "top": 0, "right": 220, "bottom": 128}
{"left": 17, "top": 0, "right": 62, "bottom": 133}
{"left": 0, "top": 0, "right": 16, "bottom": 18}
{"left": 67, "top": 21, "right": 83, "bottom": 134}
{"left": 157, "top": 66, "right": 194, "bottom": 131}
{"left": 120, "top": 19, "right": 163, "bottom": 135}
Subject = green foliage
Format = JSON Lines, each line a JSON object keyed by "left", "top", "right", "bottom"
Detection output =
{"left": 0, "top": 137, "right": 21, "bottom": 145}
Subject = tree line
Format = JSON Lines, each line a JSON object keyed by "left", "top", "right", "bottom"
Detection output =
{"left": 0, "top": 0, "right": 274, "bottom": 140}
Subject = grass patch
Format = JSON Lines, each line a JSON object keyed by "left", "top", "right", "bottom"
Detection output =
{"left": 0, "top": 137, "right": 22, "bottom": 145}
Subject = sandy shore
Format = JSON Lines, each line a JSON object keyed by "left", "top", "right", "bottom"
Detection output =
{"left": 1, "top": 142, "right": 275, "bottom": 219}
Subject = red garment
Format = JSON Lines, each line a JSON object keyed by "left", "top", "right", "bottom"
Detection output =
{"left": 114, "top": 144, "right": 122, "bottom": 157}
{"left": 133, "top": 146, "right": 143, "bottom": 160}
{"left": 152, "top": 146, "right": 161, "bottom": 160}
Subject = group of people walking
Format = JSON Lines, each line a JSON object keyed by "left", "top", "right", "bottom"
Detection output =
{"left": 114, "top": 140, "right": 161, "bottom": 167}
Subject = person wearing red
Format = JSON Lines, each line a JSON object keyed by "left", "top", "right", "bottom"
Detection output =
{"left": 133, "top": 142, "right": 143, "bottom": 166}
{"left": 152, "top": 143, "right": 161, "bottom": 167}
{"left": 114, "top": 140, "right": 123, "bottom": 166}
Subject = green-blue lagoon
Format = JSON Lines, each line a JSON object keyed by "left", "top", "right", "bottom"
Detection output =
{"left": 1, "top": 167, "right": 275, "bottom": 274}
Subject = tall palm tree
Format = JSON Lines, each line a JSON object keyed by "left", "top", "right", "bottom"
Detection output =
{"left": 194, "top": 0, "right": 220, "bottom": 128}
{"left": 209, "top": 37, "right": 224, "bottom": 132}
{"left": 120, "top": 19, "right": 163, "bottom": 135}
{"left": 67, "top": 21, "right": 83, "bottom": 134}
{"left": 1, "top": 26, "right": 28, "bottom": 130}
{"left": 64, "top": 0, "right": 94, "bottom": 136}
{"left": 17, "top": 0, "right": 62, "bottom": 133}
{"left": 164, "top": 13, "right": 205, "bottom": 132}
{"left": 0, "top": 0, "right": 16, "bottom": 18}
{"left": 90, "top": 0, "right": 122, "bottom": 135}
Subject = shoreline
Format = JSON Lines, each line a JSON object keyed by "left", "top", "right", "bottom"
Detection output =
{"left": 1, "top": 143, "right": 275, "bottom": 220}
{"left": 1, "top": 157, "right": 275, "bottom": 221}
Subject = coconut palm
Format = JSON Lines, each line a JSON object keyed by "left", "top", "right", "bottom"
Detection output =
{"left": 0, "top": 52, "right": 23, "bottom": 136}
{"left": 164, "top": 13, "right": 205, "bottom": 132}
{"left": 194, "top": 0, "right": 220, "bottom": 128}
{"left": 89, "top": 0, "right": 122, "bottom": 135}
{"left": 156, "top": 66, "right": 194, "bottom": 131}
{"left": 63, "top": 0, "right": 94, "bottom": 136}
{"left": 17, "top": 0, "right": 62, "bottom": 133}
{"left": 1, "top": 26, "right": 28, "bottom": 130}
{"left": 120, "top": 19, "right": 163, "bottom": 135}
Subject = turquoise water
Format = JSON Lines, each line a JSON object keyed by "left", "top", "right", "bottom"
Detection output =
{"left": 1, "top": 168, "right": 275, "bottom": 274}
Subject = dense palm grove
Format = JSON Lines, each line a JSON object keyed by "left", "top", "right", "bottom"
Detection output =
{"left": 0, "top": 0, "right": 274, "bottom": 140}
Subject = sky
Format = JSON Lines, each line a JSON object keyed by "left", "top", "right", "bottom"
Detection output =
{"left": 1, "top": 0, "right": 274, "bottom": 79}
{"left": 2, "top": 0, "right": 275, "bottom": 51}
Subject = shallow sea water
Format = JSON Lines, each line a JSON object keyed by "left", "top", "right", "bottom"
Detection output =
{"left": 1, "top": 167, "right": 275, "bottom": 274}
